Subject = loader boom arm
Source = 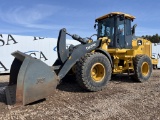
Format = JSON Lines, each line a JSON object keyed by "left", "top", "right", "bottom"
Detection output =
{"left": 56, "top": 28, "right": 101, "bottom": 79}
{"left": 57, "top": 28, "right": 88, "bottom": 64}
{"left": 57, "top": 40, "right": 101, "bottom": 79}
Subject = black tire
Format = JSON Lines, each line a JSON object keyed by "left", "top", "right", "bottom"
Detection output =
{"left": 76, "top": 52, "right": 112, "bottom": 91}
{"left": 153, "top": 65, "right": 157, "bottom": 70}
{"left": 133, "top": 55, "right": 152, "bottom": 82}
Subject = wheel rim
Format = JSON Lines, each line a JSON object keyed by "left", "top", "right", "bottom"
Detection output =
{"left": 91, "top": 63, "right": 105, "bottom": 82}
{"left": 141, "top": 62, "right": 149, "bottom": 76}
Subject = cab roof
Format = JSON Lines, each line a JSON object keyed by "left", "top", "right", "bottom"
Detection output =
{"left": 95, "top": 12, "right": 135, "bottom": 21}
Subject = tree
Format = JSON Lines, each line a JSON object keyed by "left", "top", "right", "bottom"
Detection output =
{"left": 141, "top": 34, "right": 160, "bottom": 43}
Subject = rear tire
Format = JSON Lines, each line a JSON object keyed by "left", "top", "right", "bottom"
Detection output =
{"left": 133, "top": 55, "right": 152, "bottom": 82}
{"left": 76, "top": 52, "right": 112, "bottom": 91}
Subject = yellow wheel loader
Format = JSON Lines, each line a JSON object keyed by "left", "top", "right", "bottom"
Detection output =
{"left": 5, "top": 12, "right": 158, "bottom": 105}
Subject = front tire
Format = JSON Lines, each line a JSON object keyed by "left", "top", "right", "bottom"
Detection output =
{"left": 76, "top": 52, "right": 112, "bottom": 91}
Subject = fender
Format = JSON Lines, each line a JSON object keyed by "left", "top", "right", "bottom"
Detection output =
{"left": 95, "top": 48, "right": 113, "bottom": 68}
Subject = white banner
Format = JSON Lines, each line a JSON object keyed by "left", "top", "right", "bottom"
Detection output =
{"left": 0, "top": 34, "right": 79, "bottom": 73}
{"left": 152, "top": 43, "right": 160, "bottom": 68}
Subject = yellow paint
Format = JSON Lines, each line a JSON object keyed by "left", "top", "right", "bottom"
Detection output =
{"left": 152, "top": 59, "right": 158, "bottom": 65}
{"left": 141, "top": 62, "right": 149, "bottom": 76}
{"left": 99, "top": 37, "right": 110, "bottom": 51}
{"left": 93, "top": 12, "right": 158, "bottom": 74}
{"left": 96, "top": 35, "right": 157, "bottom": 74}
{"left": 69, "top": 56, "right": 72, "bottom": 59}
{"left": 96, "top": 12, "right": 135, "bottom": 21}
{"left": 91, "top": 63, "right": 105, "bottom": 82}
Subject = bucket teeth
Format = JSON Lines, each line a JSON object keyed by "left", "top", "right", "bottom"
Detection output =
{"left": 5, "top": 85, "right": 16, "bottom": 105}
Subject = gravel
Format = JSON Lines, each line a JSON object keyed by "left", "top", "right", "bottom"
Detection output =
{"left": 0, "top": 70, "right": 160, "bottom": 120}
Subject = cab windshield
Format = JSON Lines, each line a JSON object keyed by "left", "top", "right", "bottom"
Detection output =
{"left": 97, "top": 17, "right": 115, "bottom": 40}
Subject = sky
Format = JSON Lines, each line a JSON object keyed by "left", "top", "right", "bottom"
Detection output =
{"left": 0, "top": 0, "right": 160, "bottom": 38}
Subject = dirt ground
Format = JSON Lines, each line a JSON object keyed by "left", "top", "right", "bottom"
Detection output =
{"left": 0, "top": 70, "right": 160, "bottom": 120}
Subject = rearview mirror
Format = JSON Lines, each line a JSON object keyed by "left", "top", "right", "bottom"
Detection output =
{"left": 94, "top": 24, "right": 97, "bottom": 29}
{"left": 132, "top": 24, "right": 137, "bottom": 36}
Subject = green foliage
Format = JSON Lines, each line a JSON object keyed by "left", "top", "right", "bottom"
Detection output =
{"left": 141, "top": 34, "right": 160, "bottom": 43}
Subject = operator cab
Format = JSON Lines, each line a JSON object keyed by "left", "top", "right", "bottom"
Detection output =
{"left": 95, "top": 12, "right": 135, "bottom": 49}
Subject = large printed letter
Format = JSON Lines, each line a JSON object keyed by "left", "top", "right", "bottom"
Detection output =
{"left": 40, "top": 52, "right": 48, "bottom": 61}
{"left": 0, "top": 61, "right": 8, "bottom": 71}
{"left": 6, "top": 34, "right": 18, "bottom": 45}
{"left": 0, "top": 34, "right": 5, "bottom": 46}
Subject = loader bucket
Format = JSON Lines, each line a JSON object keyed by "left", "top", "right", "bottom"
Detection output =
{"left": 5, "top": 51, "right": 59, "bottom": 105}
